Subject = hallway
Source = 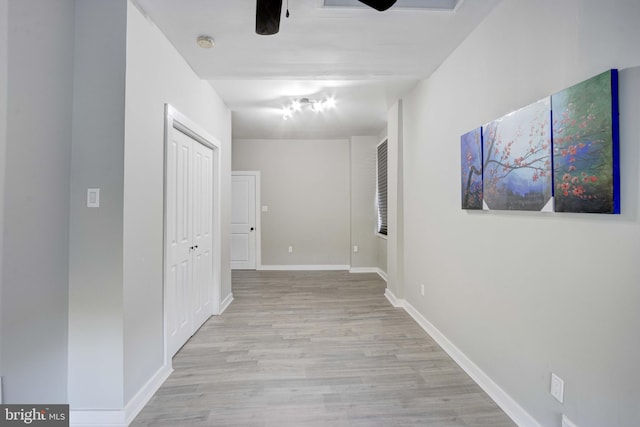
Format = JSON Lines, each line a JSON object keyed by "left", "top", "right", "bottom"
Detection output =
{"left": 132, "top": 271, "right": 514, "bottom": 426}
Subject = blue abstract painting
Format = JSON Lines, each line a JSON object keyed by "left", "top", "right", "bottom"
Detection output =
{"left": 461, "top": 128, "right": 483, "bottom": 210}
{"left": 482, "top": 98, "right": 553, "bottom": 211}
{"left": 552, "top": 69, "right": 620, "bottom": 213}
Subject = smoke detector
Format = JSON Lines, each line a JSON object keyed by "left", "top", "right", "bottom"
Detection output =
{"left": 196, "top": 35, "right": 214, "bottom": 49}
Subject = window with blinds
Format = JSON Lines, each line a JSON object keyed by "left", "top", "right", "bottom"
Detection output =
{"left": 376, "top": 139, "right": 388, "bottom": 236}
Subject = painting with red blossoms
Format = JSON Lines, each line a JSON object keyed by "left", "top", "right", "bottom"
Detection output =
{"left": 461, "top": 128, "right": 483, "bottom": 209}
{"left": 551, "top": 69, "right": 620, "bottom": 213}
{"left": 482, "top": 98, "right": 553, "bottom": 211}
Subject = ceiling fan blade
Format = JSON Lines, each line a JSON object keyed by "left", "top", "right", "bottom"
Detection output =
{"left": 357, "top": 0, "right": 397, "bottom": 11}
{"left": 256, "top": 0, "right": 283, "bottom": 35}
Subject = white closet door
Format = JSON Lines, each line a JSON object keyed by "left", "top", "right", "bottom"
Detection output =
{"left": 231, "top": 174, "right": 257, "bottom": 269}
{"left": 192, "top": 141, "right": 213, "bottom": 329}
{"left": 165, "top": 106, "right": 220, "bottom": 360}
{"left": 166, "top": 130, "right": 194, "bottom": 357}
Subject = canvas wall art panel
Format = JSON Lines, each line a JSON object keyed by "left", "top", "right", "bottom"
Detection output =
{"left": 482, "top": 98, "right": 553, "bottom": 211}
{"left": 461, "top": 127, "right": 483, "bottom": 210}
{"left": 551, "top": 69, "right": 620, "bottom": 213}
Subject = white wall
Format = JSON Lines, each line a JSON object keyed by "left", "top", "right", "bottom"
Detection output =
{"left": 68, "top": 0, "right": 127, "bottom": 409}
{"left": 2, "top": 0, "right": 75, "bottom": 403}
{"left": 400, "top": 1, "right": 640, "bottom": 426}
{"left": 386, "top": 102, "right": 404, "bottom": 296}
{"left": 377, "top": 239, "right": 387, "bottom": 275}
{"left": 376, "top": 127, "right": 388, "bottom": 275}
{"left": 66, "top": 0, "right": 233, "bottom": 412}
{"left": 123, "top": 1, "right": 232, "bottom": 404}
{"left": 233, "top": 139, "right": 350, "bottom": 267}
{"left": 0, "top": 0, "right": 232, "bottom": 413}
{"left": 349, "top": 136, "right": 379, "bottom": 269}
{"left": 0, "top": 0, "right": 7, "bottom": 384}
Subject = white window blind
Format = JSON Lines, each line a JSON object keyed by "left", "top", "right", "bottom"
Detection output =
{"left": 376, "top": 139, "right": 388, "bottom": 236}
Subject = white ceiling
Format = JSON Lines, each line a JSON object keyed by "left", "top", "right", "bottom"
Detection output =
{"left": 133, "top": 0, "right": 500, "bottom": 139}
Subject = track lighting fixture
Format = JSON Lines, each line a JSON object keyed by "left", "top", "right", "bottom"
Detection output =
{"left": 282, "top": 96, "right": 336, "bottom": 120}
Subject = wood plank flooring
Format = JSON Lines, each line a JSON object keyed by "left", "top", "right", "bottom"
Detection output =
{"left": 131, "top": 271, "right": 515, "bottom": 427}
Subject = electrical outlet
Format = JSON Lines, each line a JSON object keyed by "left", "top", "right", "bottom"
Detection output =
{"left": 353, "top": 245, "right": 359, "bottom": 253}
{"left": 562, "top": 415, "right": 578, "bottom": 427}
{"left": 550, "top": 373, "right": 564, "bottom": 403}
{"left": 420, "top": 284, "right": 425, "bottom": 296}
{"left": 87, "top": 188, "right": 100, "bottom": 207}
{"left": 288, "top": 246, "right": 293, "bottom": 253}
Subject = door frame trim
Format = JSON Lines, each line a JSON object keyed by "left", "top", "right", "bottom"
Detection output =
{"left": 231, "top": 171, "right": 261, "bottom": 270}
{"left": 163, "top": 104, "right": 222, "bottom": 365}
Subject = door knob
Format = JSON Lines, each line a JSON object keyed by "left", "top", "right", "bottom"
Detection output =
{"left": 250, "top": 227, "right": 255, "bottom": 231}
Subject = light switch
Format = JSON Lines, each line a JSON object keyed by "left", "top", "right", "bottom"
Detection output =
{"left": 262, "top": 205, "right": 269, "bottom": 212}
{"left": 550, "top": 373, "right": 564, "bottom": 403}
{"left": 87, "top": 188, "right": 100, "bottom": 208}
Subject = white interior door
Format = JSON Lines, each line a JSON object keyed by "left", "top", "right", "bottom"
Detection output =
{"left": 166, "top": 130, "right": 194, "bottom": 356}
{"left": 231, "top": 173, "right": 257, "bottom": 269}
{"left": 166, "top": 130, "right": 215, "bottom": 357}
{"left": 192, "top": 141, "right": 213, "bottom": 328}
{"left": 164, "top": 105, "right": 221, "bottom": 361}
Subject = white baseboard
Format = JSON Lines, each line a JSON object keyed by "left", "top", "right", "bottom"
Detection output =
{"left": 124, "top": 363, "right": 172, "bottom": 424}
{"left": 393, "top": 298, "right": 541, "bottom": 427}
{"left": 70, "top": 364, "right": 172, "bottom": 427}
{"left": 219, "top": 293, "right": 234, "bottom": 314}
{"left": 384, "top": 287, "right": 400, "bottom": 307}
{"left": 258, "top": 265, "right": 350, "bottom": 271}
{"left": 348, "top": 267, "right": 387, "bottom": 283}
{"left": 349, "top": 267, "right": 378, "bottom": 274}
{"left": 69, "top": 409, "right": 126, "bottom": 427}
{"left": 256, "top": 265, "right": 387, "bottom": 282}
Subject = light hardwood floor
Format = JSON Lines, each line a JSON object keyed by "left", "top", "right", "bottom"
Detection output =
{"left": 132, "top": 271, "right": 516, "bottom": 426}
